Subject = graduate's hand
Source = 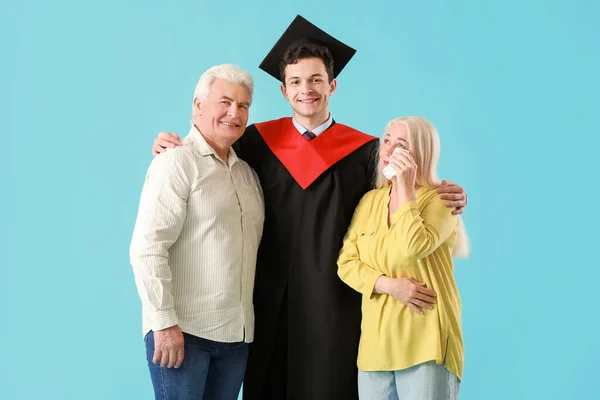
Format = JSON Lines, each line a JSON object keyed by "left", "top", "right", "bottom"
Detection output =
{"left": 153, "top": 132, "right": 183, "bottom": 156}
{"left": 153, "top": 325, "right": 185, "bottom": 368}
{"left": 436, "top": 180, "right": 467, "bottom": 215}
{"left": 375, "top": 276, "right": 437, "bottom": 315}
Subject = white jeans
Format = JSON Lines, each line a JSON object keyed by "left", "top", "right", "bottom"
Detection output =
{"left": 358, "top": 361, "right": 460, "bottom": 400}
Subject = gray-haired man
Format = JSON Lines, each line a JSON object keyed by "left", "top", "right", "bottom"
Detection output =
{"left": 130, "top": 64, "right": 264, "bottom": 400}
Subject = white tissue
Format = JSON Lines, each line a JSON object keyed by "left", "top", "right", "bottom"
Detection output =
{"left": 382, "top": 164, "right": 396, "bottom": 180}
{"left": 382, "top": 147, "right": 404, "bottom": 180}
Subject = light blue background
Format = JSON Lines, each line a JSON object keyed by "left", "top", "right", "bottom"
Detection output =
{"left": 2, "top": 0, "right": 598, "bottom": 399}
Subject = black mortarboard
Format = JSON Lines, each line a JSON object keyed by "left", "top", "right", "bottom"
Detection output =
{"left": 258, "top": 15, "right": 356, "bottom": 82}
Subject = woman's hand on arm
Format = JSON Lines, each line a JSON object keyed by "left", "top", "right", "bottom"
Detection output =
{"left": 374, "top": 276, "right": 437, "bottom": 315}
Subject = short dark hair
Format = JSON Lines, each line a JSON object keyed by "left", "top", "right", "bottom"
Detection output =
{"left": 279, "top": 42, "right": 335, "bottom": 85}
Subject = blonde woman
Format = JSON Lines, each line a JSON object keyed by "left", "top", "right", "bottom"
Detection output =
{"left": 337, "top": 116, "right": 469, "bottom": 400}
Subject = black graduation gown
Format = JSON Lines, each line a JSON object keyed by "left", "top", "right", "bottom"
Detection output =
{"left": 232, "top": 117, "right": 379, "bottom": 400}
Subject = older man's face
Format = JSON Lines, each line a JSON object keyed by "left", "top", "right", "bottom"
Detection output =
{"left": 198, "top": 78, "right": 250, "bottom": 144}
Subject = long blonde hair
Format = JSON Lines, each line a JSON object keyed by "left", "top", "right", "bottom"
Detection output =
{"left": 376, "top": 116, "right": 470, "bottom": 258}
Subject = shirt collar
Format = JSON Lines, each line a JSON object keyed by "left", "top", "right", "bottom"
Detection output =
{"left": 187, "top": 125, "right": 239, "bottom": 165}
{"left": 292, "top": 113, "right": 333, "bottom": 137}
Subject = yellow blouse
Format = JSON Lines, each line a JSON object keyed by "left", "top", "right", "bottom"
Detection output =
{"left": 337, "top": 185, "right": 463, "bottom": 380}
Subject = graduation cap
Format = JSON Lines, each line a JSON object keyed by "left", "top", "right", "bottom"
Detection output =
{"left": 258, "top": 15, "right": 356, "bottom": 82}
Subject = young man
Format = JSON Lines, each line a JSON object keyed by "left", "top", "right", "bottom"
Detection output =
{"left": 151, "top": 16, "right": 467, "bottom": 400}
{"left": 130, "top": 64, "right": 264, "bottom": 400}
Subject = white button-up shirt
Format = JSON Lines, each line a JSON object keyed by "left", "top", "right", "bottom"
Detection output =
{"left": 292, "top": 113, "right": 333, "bottom": 137}
{"left": 130, "top": 126, "right": 264, "bottom": 343}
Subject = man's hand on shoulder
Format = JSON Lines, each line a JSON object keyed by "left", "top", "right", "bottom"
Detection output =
{"left": 436, "top": 180, "right": 467, "bottom": 215}
{"left": 153, "top": 132, "right": 182, "bottom": 156}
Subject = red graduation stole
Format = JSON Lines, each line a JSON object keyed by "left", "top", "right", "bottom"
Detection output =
{"left": 255, "top": 117, "right": 376, "bottom": 189}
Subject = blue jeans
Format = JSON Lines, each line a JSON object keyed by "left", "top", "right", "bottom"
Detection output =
{"left": 358, "top": 361, "right": 460, "bottom": 400}
{"left": 145, "top": 331, "right": 248, "bottom": 400}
